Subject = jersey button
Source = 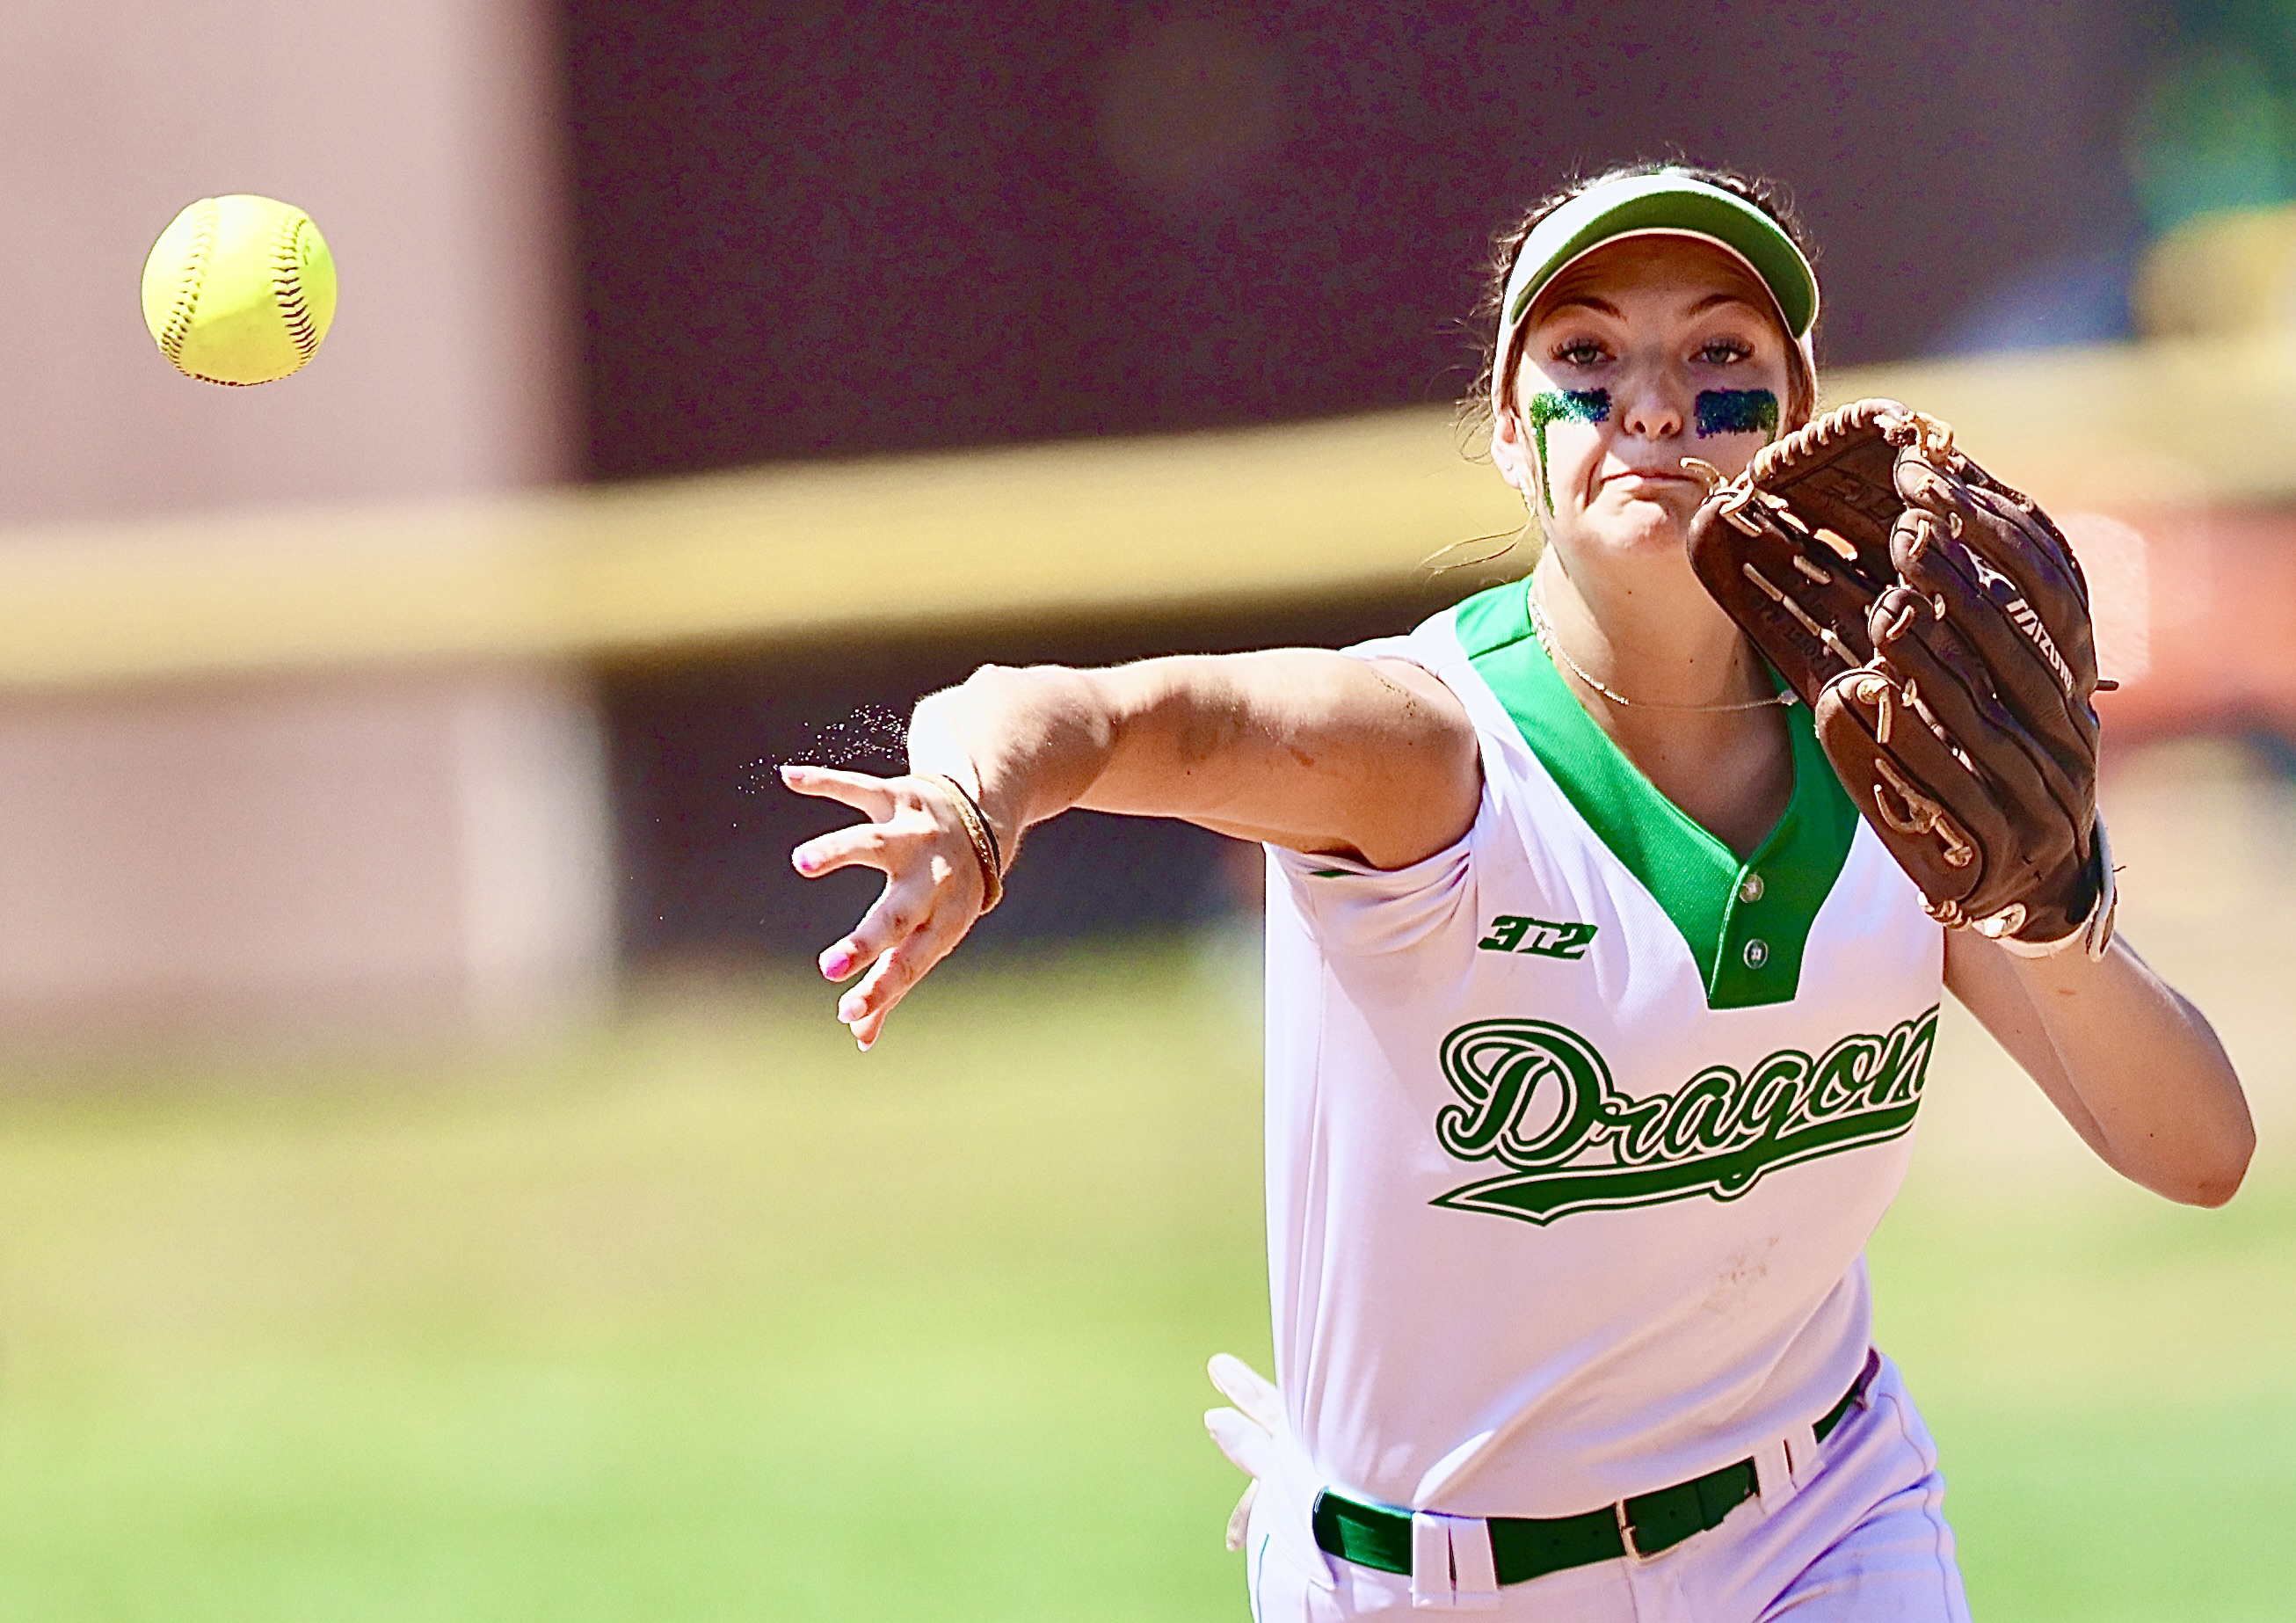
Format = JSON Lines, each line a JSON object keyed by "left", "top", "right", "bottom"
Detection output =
{"left": 1742, "top": 937, "right": 1769, "bottom": 969}
{"left": 1738, "top": 872, "right": 1765, "bottom": 904}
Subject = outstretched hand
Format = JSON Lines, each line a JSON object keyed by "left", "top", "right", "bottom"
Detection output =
{"left": 783, "top": 764, "right": 997, "bottom": 1050}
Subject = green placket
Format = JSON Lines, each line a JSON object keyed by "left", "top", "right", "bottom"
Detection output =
{"left": 1454, "top": 581, "right": 1858, "bottom": 1010}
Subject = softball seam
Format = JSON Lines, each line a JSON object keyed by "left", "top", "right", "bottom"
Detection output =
{"left": 156, "top": 198, "right": 220, "bottom": 368}
{"left": 272, "top": 212, "right": 320, "bottom": 365}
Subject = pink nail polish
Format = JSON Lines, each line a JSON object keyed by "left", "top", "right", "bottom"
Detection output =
{"left": 822, "top": 952, "right": 851, "bottom": 979}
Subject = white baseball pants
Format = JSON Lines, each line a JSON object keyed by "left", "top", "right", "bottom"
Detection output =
{"left": 1243, "top": 1355, "right": 1970, "bottom": 1623}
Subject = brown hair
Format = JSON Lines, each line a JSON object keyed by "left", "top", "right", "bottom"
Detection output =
{"left": 1461, "top": 162, "right": 1820, "bottom": 440}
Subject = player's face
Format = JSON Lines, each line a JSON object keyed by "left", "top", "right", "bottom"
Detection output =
{"left": 1492, "top": 237, "right": 1797, "bottom": 562}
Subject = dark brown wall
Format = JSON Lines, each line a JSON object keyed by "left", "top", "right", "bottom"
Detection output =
{"left": 570, "top": 1, "right": 2171, "bottom": 959}
{"left": 568, "top": 0, "right": 2162, "bottom": 482}
{"left": 602, "top": 582, "right": 1486, "bottom": 962}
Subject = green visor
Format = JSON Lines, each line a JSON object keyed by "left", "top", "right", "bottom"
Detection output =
{"left": 1495, "top": 172, "right": 1819, "bottom": 389}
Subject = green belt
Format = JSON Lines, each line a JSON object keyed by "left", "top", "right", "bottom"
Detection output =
{"left": 1312, "top": 1353, "right": 1878, "bottom": 1585}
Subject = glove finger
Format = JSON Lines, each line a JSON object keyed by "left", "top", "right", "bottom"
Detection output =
{"left": 1208, "top": 1352, "right": 1284, "bottom": 1435}
{"left": 1894, "top": 460, "right": 2100, "bottom": 694}
{"left": 1966, "top": 481, "right": 2096, "bottom": 629}
{"left": 1225, "top": 1481, "right": 1260, "bottom": 1553}
{"left": 1962, "top": 483, "right": 2105, "bottom": 708}
{"left": 1893, "top": 455, "right": 2089, "bottom": 613}
{"left": 1206, "top": 1406, "right": 1277, "bottom": 1481}
{"left": 1867, "top": 585, "right": 2091, "bottom": 847}
{"left": 1816, "top": 670, "right": 2020, "bottom": 921}
{"left": 1890, "top": 507, "right": 2097, "bottom": 774}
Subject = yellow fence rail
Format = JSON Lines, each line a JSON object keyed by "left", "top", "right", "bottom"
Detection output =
{"left": 0, "top": 339, "right": 2282, "bottom": 691}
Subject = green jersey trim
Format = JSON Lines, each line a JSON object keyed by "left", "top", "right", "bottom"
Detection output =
{"left": 1452, "top": 580, "right": 1860, "bottom": 1010}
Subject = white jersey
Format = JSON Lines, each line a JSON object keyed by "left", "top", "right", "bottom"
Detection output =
{"left": 1261, "top": 579, "right": 1943, "bottom": 1519}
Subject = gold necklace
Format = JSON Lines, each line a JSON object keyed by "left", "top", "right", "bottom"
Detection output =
{"left": 1527, "top": 579, "right": 1798, "bottom": 714}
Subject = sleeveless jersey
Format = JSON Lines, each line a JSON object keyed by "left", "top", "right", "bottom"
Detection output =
{"left": 1261, "top": 579, "right": 1943, "bottom": 1518}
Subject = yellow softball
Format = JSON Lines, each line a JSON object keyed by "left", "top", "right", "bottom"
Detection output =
{"left": 141, "top": 195, "right": 338, "bottom": 386}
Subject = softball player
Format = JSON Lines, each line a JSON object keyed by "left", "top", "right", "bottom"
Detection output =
{"left": 785, "top": 164, "right": 2253, "bottom": 1620}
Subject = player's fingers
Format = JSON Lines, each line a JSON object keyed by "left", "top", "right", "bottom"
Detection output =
{"left": 843, "top": 901, "right": 986, "bottom": 1044}
{"left": 790, "top": 820, "right": 898, "bottom": 881}
{"left": 817, "top": 868, "right": 941, "bottom": 981}
{"left": 779, "top": 763, "right": 898, "bottom": 820}
{"left": 849, "top": 1003, "right": 891, "bottom": 1053}
{"left": 839, "top": 887, "right": 977, "bottom": 1017}
{"left": 837, "top": 941, "right": 907, "bottom": 1023}
{"left": 855, "top": 822, "right": 993, "bottom": 955}
{"left": 1224, "top": 1481, "right": 1259, "bottom": 1553}
{"left": 1208, "top": 1352, "right": 1284, "bottom": 1434}
{"left": 837, "top": 930, "right": 955, "bottom": 1046}
{"left": 1205, "top": 1406, "right": 1276, "bottom": 1481}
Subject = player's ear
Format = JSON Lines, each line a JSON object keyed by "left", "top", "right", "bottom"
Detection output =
{"left": 1491, "top": 408, "right": 1537, "bottom": 502}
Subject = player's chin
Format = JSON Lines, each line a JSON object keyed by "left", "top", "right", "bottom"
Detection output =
{"left": 1577, "top": 490, "right": 1700, "bottom": 555}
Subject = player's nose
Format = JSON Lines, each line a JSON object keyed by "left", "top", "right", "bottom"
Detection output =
{"left": 1616, "top": 375, "right": 1686, "bottom": 441}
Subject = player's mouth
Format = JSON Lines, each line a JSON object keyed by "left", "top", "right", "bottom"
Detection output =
{"left": 1602, "top": 469, "right": 1698, "bottom": 489}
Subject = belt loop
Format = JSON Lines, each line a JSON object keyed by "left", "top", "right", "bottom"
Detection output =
{"left": 1752, "top": 1437, "right": 1798, "bottom": 1510}
{"left": 1781, "top": 1420, "right": 1820, "bottom": 1486}
{"left": 1411, "top": 1511, "right": 1447, "bottom": 1608}
{"left": 1452, "top": 1513, "right": 1499, "bottom": 1608}
{"left": 1410, "top": 1510, "right": 1499, "bottom": 1611}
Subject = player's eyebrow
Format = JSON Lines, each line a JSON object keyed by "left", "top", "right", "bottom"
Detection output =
{"left": 1688, "top": 292, "right": 1764, "bottom": 316}
{"left": 1537, "top": 294, "right": 1622, "bottom": 319}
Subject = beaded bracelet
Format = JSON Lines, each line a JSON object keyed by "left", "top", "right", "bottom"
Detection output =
{"left": 926, "top": 774, "right": 1005, "bottom": 913}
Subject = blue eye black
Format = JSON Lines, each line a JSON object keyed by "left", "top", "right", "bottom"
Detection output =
{"left": 1695, "top": 389, "right": 1779, "bottom": 439}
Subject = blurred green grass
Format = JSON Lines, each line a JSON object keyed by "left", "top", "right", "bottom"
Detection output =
{"left": 0, "top": 938, "right": 2284, "bottom": 1621}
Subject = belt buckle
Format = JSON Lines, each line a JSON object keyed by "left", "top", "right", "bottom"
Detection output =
{"left": 1613, "top": 1499, "right": 1651, "bottom": 1564}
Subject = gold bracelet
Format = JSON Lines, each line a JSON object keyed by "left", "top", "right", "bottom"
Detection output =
{"left": 926, "top": 774, "right": 1005, "bottom": 913}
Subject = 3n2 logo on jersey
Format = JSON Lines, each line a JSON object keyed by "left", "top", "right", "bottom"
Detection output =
{"left": 1478, "top": 913, "right": 1597, "bottom": 959}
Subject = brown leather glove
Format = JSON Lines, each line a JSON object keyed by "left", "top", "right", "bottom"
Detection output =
{"left": 1687, "top": 398, "right": 2115, "bottom": 957}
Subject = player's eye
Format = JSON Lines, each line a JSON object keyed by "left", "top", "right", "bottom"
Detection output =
{"left": 1550, "top": 338, "right": 1608, "bottom": 368}
{"left": 1697, "top": 337, "right": 1755, "bottom": 366}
